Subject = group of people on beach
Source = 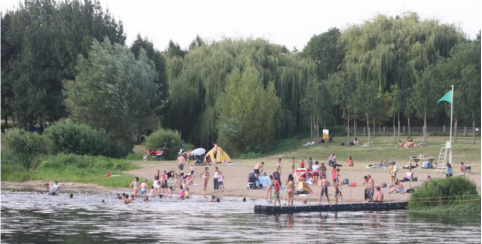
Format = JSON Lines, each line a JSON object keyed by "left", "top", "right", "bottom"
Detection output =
{"left": 255, "top": 153, "right": 348, "bottom": 207}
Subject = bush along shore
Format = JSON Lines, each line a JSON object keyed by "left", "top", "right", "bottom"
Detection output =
{"left": 408, "top": 176, "right": 481, "bottom": 215}
{"left": 1, "top": 153, "right": 138, "bottom": 188}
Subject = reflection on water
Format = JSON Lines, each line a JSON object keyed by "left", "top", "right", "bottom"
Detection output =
{"left": 1, "top": 189, "right": 480, "bottom": 243}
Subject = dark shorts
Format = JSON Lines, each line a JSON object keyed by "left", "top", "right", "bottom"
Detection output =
{"left": 219, "top": 181, "right": 224, "bottom": 186}
{"left": 161, "top": 180, "right": 168, "bottom": 188}
{"left": 335, "top": 188, "right": 340, "bottom": 196}
{"left": 321, "top": 186, "right": 328, "bottom": 196}
{"left": 254, "top": 169, "right": 260, "bottom": 175}
{"left": 178, "top": 163, "right": 184, "bottom": 170}
{"left": 274, "top": 191, "right": 280, "bottom": 199}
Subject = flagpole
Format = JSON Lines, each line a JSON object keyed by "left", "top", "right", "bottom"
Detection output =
{"left": 449, "top": 85, "right": 454, "bottom": 166}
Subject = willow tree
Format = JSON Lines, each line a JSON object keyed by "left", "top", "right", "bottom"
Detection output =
{"left": 326, "top": 72, "right": 355, "bottom": 144}
{"left": 63, "top": 37, "right": 159, "bottom": 147}
{"left": 352, "top": 80, "right": 379, "bottom": 148}
{"left": 300, "top": 79, "right": 333, "bottom": 141}
{"left": 216, "top": 66, "right": 281, "bottom": 155}
{"left": 388, "top": 85, "right": 402, "bottom": 143}
{"left": 340, "top": 13, "right": 464, "bottom": 127}
{"left": 165, "top": 38, "right": 316, "bottom": 147}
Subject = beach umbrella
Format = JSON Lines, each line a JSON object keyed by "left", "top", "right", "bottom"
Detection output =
{"left": 191, "top": 148, "right": 206, "bottom": 156}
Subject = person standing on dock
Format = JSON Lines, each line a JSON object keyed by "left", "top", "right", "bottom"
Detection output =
{"left": 389, "top": 163, "right": 398, "bottom": 187}
{"left": 273, "top": 177, "right": 281, "bottom": 206}
{"left": 319, "top": 174, "right": 330, "bottom": 205}
{"left": 286, "top": 174, "right": 295, "bottom": 206}
{"left": 368, "top": 175, "right": 375, "bottom": 201}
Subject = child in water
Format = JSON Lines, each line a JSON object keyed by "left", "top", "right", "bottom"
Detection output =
{"left": 209, "top": 196, "right": 216, "bottom": 202}
{"left": 167, "top": 187, "right": 173, "bottom": 198}
{"left": 179, "top": 185, "right": 185, "bottom": 200}
{"left": 218, "top": 172, "right": 225, "bottom": 192}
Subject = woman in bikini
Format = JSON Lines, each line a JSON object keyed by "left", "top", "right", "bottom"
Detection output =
{"left": 286, "top": 174, "right": 295, "bottom": 206}
{"left": 200, "top": 167, "right": 210, "bottom": 197}
{"left": 154, "top": 169, "right": 161, "bottom": 195}
{"left": 129, "top": 177, "right": 140, "bottom": 196}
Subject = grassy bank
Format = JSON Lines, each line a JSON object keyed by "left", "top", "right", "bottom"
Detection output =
{"left": 1, "top": 153, "right": 139, "bottom": 188}
{"left": 408, "top": 177, "right": 481, "bottom": 215}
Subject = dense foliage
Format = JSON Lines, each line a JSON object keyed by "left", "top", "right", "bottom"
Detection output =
{"left": 408, "top": 177, "right": 481, "bottom": 215}
{"left": 3, "top": 129, "right": 51, "bottom": 169}
{"left": 142, "top": 128, "right": 182, "bottom": 160}
{"left": 216, "top": 66, "right": 281, "bottom": 155}
{"left": 1, "top": 0, "right": 125, "bottom": 130}
{"left": 63, "top": 37, "right": 159, "bottom": 148}
{"left": 44, "top": 122, "right": 127, "bottom": 158}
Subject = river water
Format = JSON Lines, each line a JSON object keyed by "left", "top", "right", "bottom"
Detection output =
{"left": 1, "top": 189, "right": 480, "bottom": 243}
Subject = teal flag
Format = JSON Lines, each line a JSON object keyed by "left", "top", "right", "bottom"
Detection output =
{"left": 437, "top": 90, "right": 453, "bottom": 104}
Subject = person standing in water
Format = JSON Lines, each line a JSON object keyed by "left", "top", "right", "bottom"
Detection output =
{"left": 139, "top": 179, "right": 148, "bottom": 197}
{"left": 200, "top": 167, "right": 210, "bottom": 197}
{"left": 154, "top": 170, "right": 161, "bottom": 195}
{"left": 177, "top": 153, "right": 186, "bottom": 174}
{"left": 129, "top": 177, "right": 140, "bottom": 196}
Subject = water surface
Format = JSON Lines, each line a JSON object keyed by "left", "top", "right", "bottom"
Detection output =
{"left": 1, "top": 189, "right": 480, "bottom": 243}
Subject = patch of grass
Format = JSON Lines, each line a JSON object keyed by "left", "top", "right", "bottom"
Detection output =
{"left": 408, "top": 177, "right": 481, "bottom": 215}
{"left": 125, "top": 152, "right": 145, "bottom": 160}
{"left": 1, "top": 164, "right": 31, "bottom": 182}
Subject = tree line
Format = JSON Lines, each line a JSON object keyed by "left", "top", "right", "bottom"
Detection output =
{"left": 2, "top": 1, "right": 480, "bottom": 156}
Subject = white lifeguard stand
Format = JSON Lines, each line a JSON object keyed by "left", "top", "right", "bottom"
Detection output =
{"left": 435, "top": 141, "right": 451, "bottom": 173}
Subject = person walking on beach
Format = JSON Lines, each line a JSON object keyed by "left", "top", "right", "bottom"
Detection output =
{"left": 389, "top": 163, "right": 398, "bottom": 187}
{"left": 177, "top": 154, "right": 186, "bottom": 173}
{"left": 286, "top": 174, "right": 295, "bottom": 206}
{"left": 308, "top": 157, "right": 313, "bottom": 170}
{"left": 273, "top": 178, "right": 281, "bottom": 207}
{"left": 276, "top": 158, "right": 282, "bottom": 174}
{"left": 213, "top": 167, "right": 220, "bottom": 193}
{"left": 319, "top": 175, "right": 330, "bottom": 205}
{"left": 200, "top": 167, "right": 210, "bottom": 197}
{"left": 313, "top": 161, "right": 320, "bottom": 185}
{"left": 266, "top": 175, "right": 274, "bottom": 202}
{"left": 130, "top": 177, "right": 140, "bottom": 196}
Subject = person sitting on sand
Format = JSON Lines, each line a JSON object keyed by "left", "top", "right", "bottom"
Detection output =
{"left": 400, "top": 168, "right": 414, "bottom": 182}
{"left": 346, "top": 156, "right": 354, "bottom": 167}
{"left": 389, "top": 182, "right": 404, "bottom": 194}
{"left": 353, "top": 138, "right": 359, "bottom": 146}
{"left": 373, "top": 187, "right": 384, "bottom": 202}
{"left": 398, "top": 140, "right": 404, "bottom": 149}
{"left": 446, "top": 163, "right": 453, "bottom": 177}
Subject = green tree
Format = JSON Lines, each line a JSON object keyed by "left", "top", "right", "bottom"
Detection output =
{"left": 4, "top": 0, "right": 125, "bottom": 129}
{"left": 388, "top": 85, "right": 402, "bottom": 142}
{"left": 301, "top": 79, "right": 333, "bottom": 141}
{"left": 301, "top": 28, "right": 345, "bottom": 79}
{"left": 352, "top": 80, "right": 378, "bottom": 148}
{"left": 413, "top": 65, "right": 442, "bottom": 145}
{"left": 131, "top": 35, "right": 169, "bottom": 125}
{"left": 216, "top": 66, "right": 281, "bottom": 155}
{"left": 63, "top": 37, "right": 159, "bottom": 148}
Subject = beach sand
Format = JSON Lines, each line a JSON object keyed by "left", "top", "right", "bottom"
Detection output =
{"left": 3, "top": 159, "right": 479, "bottom": 205}
{"left": 124, "top": 160, "right": 481, "bottom": 204}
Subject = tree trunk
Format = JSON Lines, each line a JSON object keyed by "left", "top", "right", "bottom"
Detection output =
{"left": 393, "top": 117, "right": 396, "bottom": 143}
{"left": 423, "top": 105, "right": 427, "bottom": 146}
{"left": 372, "top": 118, "right": 376, "bottom": 137}
{"left": 407, "top": 117, "right": 411, "bottom": 136}
{"left": 366, "top": 114, "right": 371, "bottom": 148}
{"left": 454, "top": 119, "right": 458, "bottom": 142}
{"left": 347, "top": 113, "right": 350, "bottom": 146}
{"left": 354, "top": 118, "right": 357, "bottom": 138}
{"left": 4, "top": 115, "right": 8, "bottom": 130}
{"left": 310, "top": 113, "right": 313, "bottom": 139}
{"left": 397, "top": 114, "right": 400, "bottom": 141}
{"left": 472, "top": 114, "right": 476, "bottom": 145}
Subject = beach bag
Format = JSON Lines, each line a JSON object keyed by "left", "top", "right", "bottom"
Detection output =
{"left": 343, "top": 178, "right": 350, "bottom": 185}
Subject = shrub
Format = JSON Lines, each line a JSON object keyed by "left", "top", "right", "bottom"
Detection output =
{"left": 44, "top": 122, "right": 127, "bottom": 158}
{"left": 3, "top": 129, "right": 51, "bottom": 169}
{"left": 1, "top": 152, "right": 31, "bottom": 181}
{"left": 143, "top": 128, "right": 182, "bottom": 160}
{"left": 408, "top": 177, "right": 481, "bottom": 215}
{"left": 239, "top": 152, "right": 262, "bottom": 159}
{"left": 36, "top": 154, "right": 137, "bottom": 171}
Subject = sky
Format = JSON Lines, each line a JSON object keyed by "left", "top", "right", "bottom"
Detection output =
{"left": 1, "top": 0, "right": 481, "bottom": 51}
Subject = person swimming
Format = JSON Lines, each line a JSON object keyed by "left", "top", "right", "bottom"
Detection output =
{"left": 209, "top": 196, "right": 216, "bottom": 202}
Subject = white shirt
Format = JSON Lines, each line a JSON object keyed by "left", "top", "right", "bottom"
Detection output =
{"left": 313, "top": 165, "right": 320, "bottom": 173}
{"left": 213, "top": 171, "right": 219, "bottom": 179}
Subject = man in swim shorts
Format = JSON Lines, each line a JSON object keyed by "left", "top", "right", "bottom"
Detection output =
{"left": 254, "top": 162, "right": 264, "bottom": 176}
{"left": 177, "top": 154, "right": 185, "bottom": 172}
{"left": 319, "top": 175, "right": 330, "bottom": 205}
